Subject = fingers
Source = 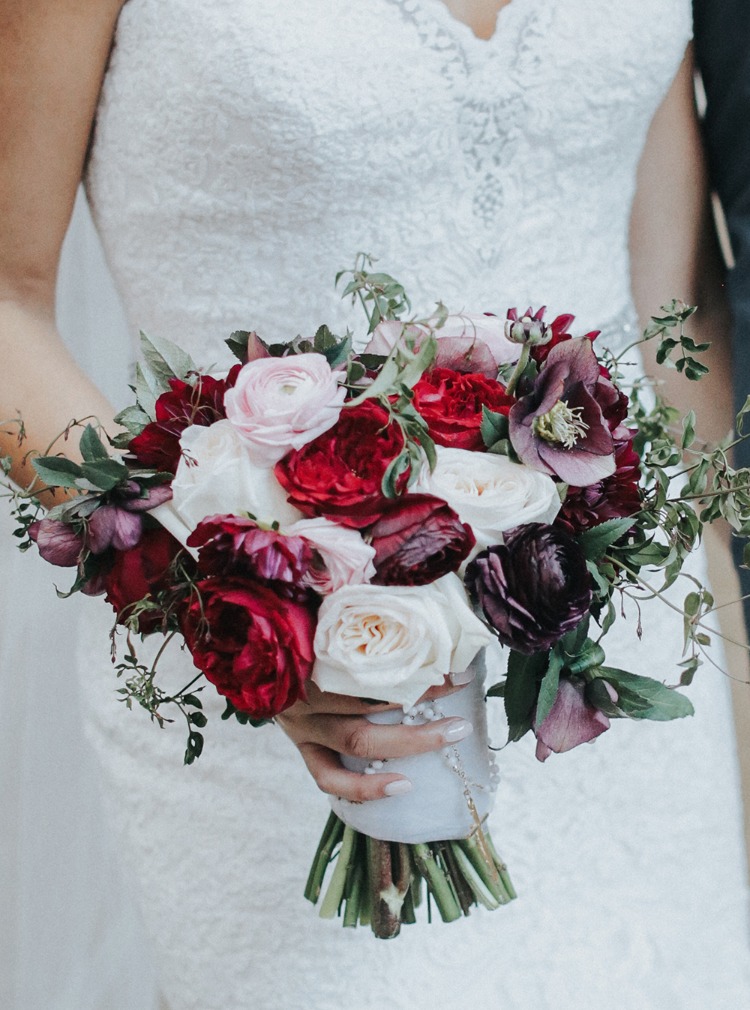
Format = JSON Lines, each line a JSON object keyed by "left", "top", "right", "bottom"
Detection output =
{"left": 290, "top": 712, "right": 474, "bottom": 762}
{"left": 297, "top": 743, "right": 414, "bottom": 802}
{"left": 296, "top": 669, "right": 477, "bottom": 715}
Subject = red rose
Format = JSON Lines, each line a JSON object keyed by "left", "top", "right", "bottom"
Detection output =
{"left": 103, "top": 525, "right": 186, "bottom": 631}
{"left": 188, "top": 514, "right": 313, "bottom": 596}
{"left": 274, "top": 400, "right": 407, "bottom": 528}
{"left": 369, "top": 494, "right": 475, "bottom": 586}
{"left": 411, "top": 368, "right": 514, "bottom": 450}
{"left": 180, "top": 578, "right": 316, "bottom": 719}
{"left": 129, "top": 366, "right": 241, "bottom": 472}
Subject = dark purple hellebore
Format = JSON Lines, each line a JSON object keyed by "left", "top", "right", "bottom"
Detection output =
{"left": 466, "top": 523, "right": 592, "bottom": 654}
{"left": 533, "top": 677, "right": 611, "bottom": 762}
{"left": 86, "top": 482, "right": 173, "bottom": 555}
{"left": 509, "top": 338, "right": 616, "bottom": 486}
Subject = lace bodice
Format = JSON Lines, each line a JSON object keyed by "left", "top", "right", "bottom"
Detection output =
{"left": 76, "top": 3, "right": 750, "bottom": 1009}
{"left": 88, "top": 0, "right": 689, "bottom": 355}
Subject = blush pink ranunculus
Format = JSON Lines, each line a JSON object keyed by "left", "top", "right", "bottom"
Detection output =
{"left": 224, "top": 352, "right": 347, "bottom": 464}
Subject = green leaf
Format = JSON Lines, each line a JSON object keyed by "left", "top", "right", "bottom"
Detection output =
{"left": 134, "top": 362, "right": 161, "bottom": 419}
{"left": 504, "top": 650, "right": 548, "bottom": 741}
{"left": 480, "top": 407, "right": 510, "bottom": 451}
{"left": 534, "top": 649, "right": 563, "bottom": 726}
{"left": 577, "top": 518, "right": 635, "bottom": 561}
{"left": 593, "top": 667, "right": 694, "bottom": 721}
{"left": 140, "top": 331, "right": 197, "bottom": 385}
{"left": 113, "top": 404, "right": 152, "bottom": 438}
{"left": 79, "top": 424, "right": 110, "bottom": 462}
{"left": 79, "top": 458, "right": 129, "bottom": 491}
{"left": 381, "top": 451, "right": 411, "bottom": 498}
{"left": 32, "top": 456, "right": 84, "bottom": 489}
{"left": 681, "top": 410, "right": 696, "bottom": 450}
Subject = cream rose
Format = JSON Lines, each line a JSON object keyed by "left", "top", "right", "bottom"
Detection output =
{"left": 284, "top": 516, "right": 376, "bottom": 594}
{"left": 224, "top": 352, "right": 347, "bottom": 464}
{"left": 150, "top": 420, "right": 302, "bottom": 550}
{"left": 414, "top": 446, "right": 561, "bottom": 549}
{"left": 312, "top": 573, "right": 492, "bottom": 707}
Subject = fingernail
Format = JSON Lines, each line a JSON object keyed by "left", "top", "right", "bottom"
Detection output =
{"left": 441, "top": 718, "right": 473, "bottom": 744}
{"left": 450, "top": 669, "right": 475, "bottom": 687}
{"left": 384, "top": 779, "right": 413, "bottom": 796}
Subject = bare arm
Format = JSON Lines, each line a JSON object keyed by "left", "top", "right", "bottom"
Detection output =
{"left": 0, "top": 2, "right": 462, "bottom": 799}
{"left": 0, "top": 0, "right": 125, "bottom": 491}
{"left": 630, "top": 44, "right": 733, "bottom": 448}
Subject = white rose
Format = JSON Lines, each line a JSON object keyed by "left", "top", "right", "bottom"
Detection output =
{"left": 284, "top": 517, "right": 376, "bottom": 594}
{"left": 151, "top": 420, "right": 302, "bottom": 550}
{"left": 224, "top": 352, "right": 347, "bottom": 464}
{"left": 414, "top": 446, "right": 560, "bottom": 549}
{"left": 312, "top": 573, "right": 492, "bottom": 707}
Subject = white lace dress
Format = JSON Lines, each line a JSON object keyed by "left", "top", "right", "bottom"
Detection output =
{"left": 74, "top": 1, "right": 750, "bottom": 1006}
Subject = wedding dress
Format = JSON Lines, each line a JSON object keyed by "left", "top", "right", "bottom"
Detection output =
{"left": 65, "top": 0, "right": 750, "bottom": 1006}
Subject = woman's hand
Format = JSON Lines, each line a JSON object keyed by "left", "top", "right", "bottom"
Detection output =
{"left": 275, "top": 674, "right": 475, "bottom": 803}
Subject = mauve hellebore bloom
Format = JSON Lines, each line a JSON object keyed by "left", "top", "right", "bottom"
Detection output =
{"left": 533, "top": 677, "right": 611, "bottom": 762}
{"left": 509, "top": 338, "right": 616, "bottom": 486}
{"left": 466, "top": 523, "right": 592, "bottom": 654}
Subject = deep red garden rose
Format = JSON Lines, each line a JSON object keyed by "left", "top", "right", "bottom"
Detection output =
{"left": 369, "top": 494, "right": 475, "bottom": 586}
{"left": 188, "top": 514, "right": 314, "bottom": 596}
{"left": 180, "top": 578, "right": 316, "bottom": 719}
{"left": 103, "top": 525, "right": 186, "bottom": 632}
{"left": 411, "top": 368, "right": 515, "bottom": 451}
{"left": 129, "top": 366, "right": 241, "bottom": 472}
{"left": 274, "top": 400, "right": 407, "bottom": 529}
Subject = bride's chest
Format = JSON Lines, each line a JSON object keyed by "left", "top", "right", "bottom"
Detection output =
{"left": 107, "top": 0, "right": 691, "bottom": 167}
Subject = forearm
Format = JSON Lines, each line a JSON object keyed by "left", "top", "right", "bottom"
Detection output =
{"left": 0, "top": 297, "right": 118, "bottom": 496}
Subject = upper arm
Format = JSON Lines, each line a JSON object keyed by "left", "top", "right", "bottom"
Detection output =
{"left": 629, "top": 44, "right": 724, "bottom": 324}
{"left": 0, "top": 0, "right": 125, "bottom": 316}
{"left": 630, "top": 44, "right": 734, "bottom": 446}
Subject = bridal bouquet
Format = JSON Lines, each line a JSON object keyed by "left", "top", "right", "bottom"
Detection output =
{"left": 6, "top": 258, "right": 748, "bottom": 938}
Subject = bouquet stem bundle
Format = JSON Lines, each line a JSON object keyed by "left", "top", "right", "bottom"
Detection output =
{"left": 305, "top": 811, "right": 515, "bottom": 938}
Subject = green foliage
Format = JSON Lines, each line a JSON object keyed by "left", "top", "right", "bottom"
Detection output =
{"left": 336, "top": 253, "right": 411, "bottom": 333}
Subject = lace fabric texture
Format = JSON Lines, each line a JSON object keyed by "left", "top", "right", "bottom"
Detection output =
{"left": 77, "top": 1, "right": 750, "bottom": 1007}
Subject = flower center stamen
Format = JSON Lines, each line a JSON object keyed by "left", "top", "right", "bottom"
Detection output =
{"left": 533, "top": 400, "right": 589, "bottom": 449}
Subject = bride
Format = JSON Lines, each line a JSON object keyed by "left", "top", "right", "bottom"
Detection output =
{"left": 2, "top": 1, "right": 750, "bottom": 1007}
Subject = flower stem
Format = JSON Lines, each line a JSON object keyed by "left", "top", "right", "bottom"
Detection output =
{"left": 318, "top": 824, "right": 356, "bottom": 919}
{"left": 486, "top": 834, "right": 517, "bottom": 900}
{"left": 366, "top": 836, "right": 404, "bottom": 939}
{"left": 304, "top": 810, "right": 344, "bottom": 904}
{"left": 504, "top": 343, "right": 531, "bottom": 397}
{"left": 412, "top": 843, "right": 463, "bottom": 923}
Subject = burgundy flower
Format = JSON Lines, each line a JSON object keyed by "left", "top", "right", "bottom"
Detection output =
{"left": 29, "top": 518, "right": 84, "bottom": 567}
{"left": 466, "top": 523, "right": 592, "bottom": 654}
{"left": 369, "top": 494, "right": 475, "bottom": 586}
{"left": 188, "top": 514, "right": 313, "bottom": 595}
{"left": 411, "top": 368, "right": 515, "bottom": 451}
{"left": 274, "top": 400, "right": 407, "bottom": 529}
{"left": 103, "top": 525, "right": 186, "bottom": 632}
{"left": 129, "top": 367, "right": 241, "bottom": 472}
{"left": 180, "top": 578, "right": 316, "bottom": 719}
{"left": 555, "top": 438, "right": 642, "bottom": 535}
{"left": 533, "top": 677, "right": 611, "bottom": 762}
{"left": 509, "top": 338, "right": 616, "bottom": 486}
